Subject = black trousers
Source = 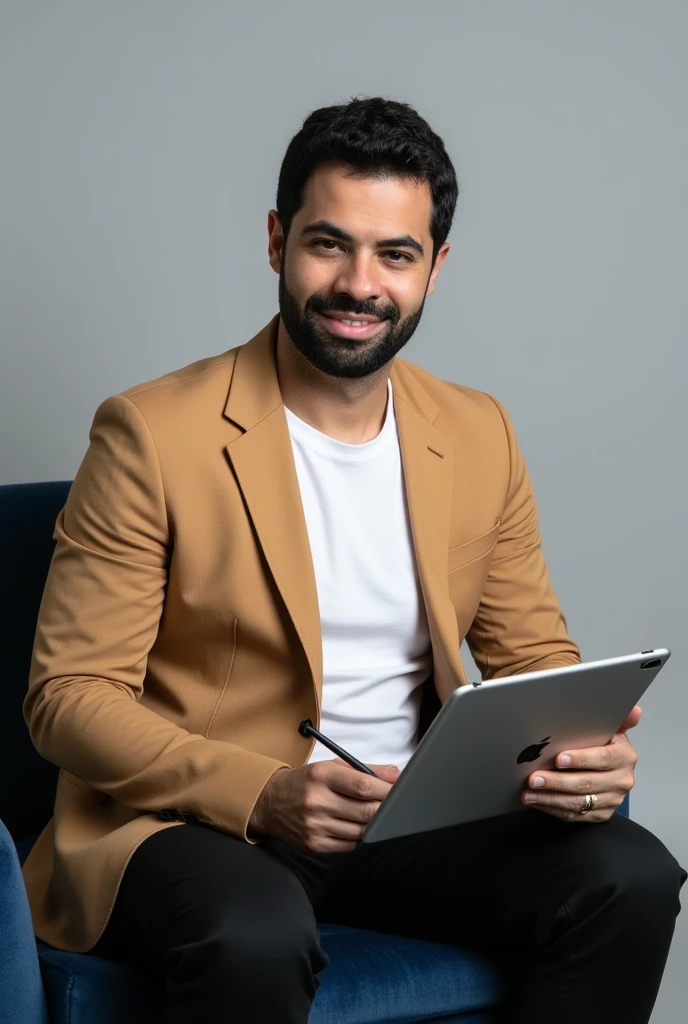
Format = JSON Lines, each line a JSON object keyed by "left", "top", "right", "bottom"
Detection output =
{"left": 91, "top": 808, "right": 686, "bottom": 1024}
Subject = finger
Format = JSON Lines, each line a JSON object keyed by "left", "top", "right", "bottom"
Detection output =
{"left": 301, "top": 784, "right": 382, "bottom": 839}
{"left": 325, "top": 760, "right": 394, "bottom": 801}
{"left": 329, "top": 761, "right": 403, "bottom": 782}
{"left": 374, "top": 765, "right": 402, "bottom": 784}
{"left": 522, "top": 788, "right": 615, "bottom": 819}
{"left": 553, "top": 734, "right": 633, "bottom": 771}
{"left": 616, "top": 704, "right": 642, "bottom": 734}
{"left": 313, "top": 798, "right": 379, "bottom": 834}
{"left": 324, "top": 791, "right": 382, "bottom": 825}
{"left": 526, "top": 767, "right": 629, "bottom": 797}
{"left": 330, "top": 757, "right": 401, "bottom": 781}
{"left": 303, "top": 814, "right": 368, "bottom": 852}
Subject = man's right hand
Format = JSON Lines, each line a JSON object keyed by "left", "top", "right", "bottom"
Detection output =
{"left": 247, "top": 757, "right": 401, "bottom": 854}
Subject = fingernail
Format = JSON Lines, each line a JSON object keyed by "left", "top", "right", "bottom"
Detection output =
{"left": 524, "top": 793, "right": 538, "bottom": 803}
{"left": 558, "top": 755, "right": 572, "bottom": 767}
{"left": 533, "top": 776, "right": 545, "bottom": 788}
{"left": 388, "top": 765, "right": 400, "bottom": 772}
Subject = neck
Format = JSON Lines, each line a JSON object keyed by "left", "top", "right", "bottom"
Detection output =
{"left": 275, "top": 319, "right": 391, "bottom": 444}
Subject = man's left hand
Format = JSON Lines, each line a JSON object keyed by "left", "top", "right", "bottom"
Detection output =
{"left": 521, "top": 705, "right": 641, "bottom": 822}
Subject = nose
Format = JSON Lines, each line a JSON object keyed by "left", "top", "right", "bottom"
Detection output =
{"left": 331, "top": 250, "right": 381, "bottom": 304}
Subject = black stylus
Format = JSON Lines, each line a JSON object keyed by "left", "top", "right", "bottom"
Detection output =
{"left": 298, "top": 719, "right": 380, "bottom": 779}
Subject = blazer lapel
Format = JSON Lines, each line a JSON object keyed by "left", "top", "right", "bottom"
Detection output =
{"left": 224, "top": 315, "right": 467, "bottom": 718}
{"left": 224, "top": 316, "right": 324, "bottom": 708}
{"left": 390, "top": 361, "right": 468, "bottom": 700}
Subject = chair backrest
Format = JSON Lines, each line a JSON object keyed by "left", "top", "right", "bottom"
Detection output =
{"left": 0, "top": 481, "right": 72, "bottom": 840}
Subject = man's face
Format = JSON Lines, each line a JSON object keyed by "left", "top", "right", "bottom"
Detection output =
{"left": 269, "top": 165, "right": 449, "bottom": 379}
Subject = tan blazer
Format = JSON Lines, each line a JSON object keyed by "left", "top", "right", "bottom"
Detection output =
{"left": 22, "top": 314, "right": 580, "bottom": 953}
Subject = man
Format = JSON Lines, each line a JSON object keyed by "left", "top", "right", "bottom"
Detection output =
{"left": 23, "top": 96, "right": 685, "bottom": 1023}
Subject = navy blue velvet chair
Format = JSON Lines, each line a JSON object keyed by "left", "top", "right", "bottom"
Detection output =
{"left": 0, "top": 481, "right": 629, "bottom": 1024}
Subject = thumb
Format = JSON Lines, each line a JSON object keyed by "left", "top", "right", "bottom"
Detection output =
{"left": 331, "top": 758, "right": 401, "bottom": 781}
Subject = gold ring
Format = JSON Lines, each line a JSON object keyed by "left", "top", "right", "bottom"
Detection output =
{"left": 579, "top": 794, "right": 597, "bottom": 815}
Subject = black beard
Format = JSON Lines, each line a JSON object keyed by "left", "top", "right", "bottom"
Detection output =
{"left": 278, "top": 265, "right": 426, "bottom": 379}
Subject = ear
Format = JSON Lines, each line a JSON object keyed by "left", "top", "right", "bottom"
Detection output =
{"left": 425, "top": 242, "right": 450, "bottom": 298}
{"left": 267, "top": 210, "right": 285, "bottom": 275}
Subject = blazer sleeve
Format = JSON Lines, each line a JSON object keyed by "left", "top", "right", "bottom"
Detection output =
{"left": 464, "top": 395, "right": 581, "bottom": 679}
{"left": 23, "top": 394, "right": 289, "bottom": 843}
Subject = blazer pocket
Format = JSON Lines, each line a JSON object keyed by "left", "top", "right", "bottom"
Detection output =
{"left": 448, "top": 520, "right": 501, "bottom": 574}
{"left": 448, "top": 520, "right": 501, "bottom": 642}
{"left": 204, "top": 616, "right": 239, "bottom": 739}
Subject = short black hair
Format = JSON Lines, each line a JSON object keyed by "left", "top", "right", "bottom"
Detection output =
{"left": 276, "top": 96, "right": 459, "bottom": 265}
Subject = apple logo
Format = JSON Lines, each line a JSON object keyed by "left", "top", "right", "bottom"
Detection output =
{"left": 517, "top": 736, "right": 551, "bottom": 764}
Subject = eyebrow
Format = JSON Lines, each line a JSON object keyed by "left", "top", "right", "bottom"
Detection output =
{"left": 301, "top": 219, "right": 425, "bottom": 258}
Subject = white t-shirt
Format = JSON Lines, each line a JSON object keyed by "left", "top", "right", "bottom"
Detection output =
{"left": 284, "top": 379, "right": 433, "bottom": 771}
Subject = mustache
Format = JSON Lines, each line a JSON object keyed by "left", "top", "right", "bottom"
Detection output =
{"left": 305, "top": 295, "right": 399, "bottom": 324}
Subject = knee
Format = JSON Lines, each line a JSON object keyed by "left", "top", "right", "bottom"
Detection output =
{"left": 589, "top": 818, "right": 686, "bottom": 921}
{"left": 185, "top": 890, "right": 327, "bottom": 983}
{"left": 219, "top": 914, "right": 325, "bottom": 974}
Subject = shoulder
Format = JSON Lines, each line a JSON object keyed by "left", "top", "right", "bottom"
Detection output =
{"left": 393, "top": 357, "right": 513, "bottom": 447}
{"left": 119, "top": 348, "right": 239, "bottom": 411}
{"left": 87, "top": 347, "right": 242, "bottom": 457}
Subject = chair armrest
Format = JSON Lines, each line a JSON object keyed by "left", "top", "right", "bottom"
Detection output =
{"left": 0, "top": 820, "right": 49, "bottom": 1024}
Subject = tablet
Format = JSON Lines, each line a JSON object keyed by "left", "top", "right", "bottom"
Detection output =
{"left": 362, "top": 648, "right": 670, "bottom": 843}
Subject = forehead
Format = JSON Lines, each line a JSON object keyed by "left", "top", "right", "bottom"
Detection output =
{"left": 296, "top": 164, "right": 432, "bottom": 239}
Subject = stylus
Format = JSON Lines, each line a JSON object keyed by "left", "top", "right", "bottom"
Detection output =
{"left": 298, "top": 719, "right": 380, "bottom": 778}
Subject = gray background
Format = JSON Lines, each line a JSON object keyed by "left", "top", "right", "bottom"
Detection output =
{"left": 1, "top": 1, "right": 686, "bottom": 1017}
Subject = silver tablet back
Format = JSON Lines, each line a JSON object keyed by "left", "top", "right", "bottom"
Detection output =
{"left": 362, "top": 649, "right": 670, "bottom": 843}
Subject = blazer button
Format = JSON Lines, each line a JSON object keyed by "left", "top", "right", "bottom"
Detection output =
{"left": 159, "top": 809, "right": 184, "bottom": 821}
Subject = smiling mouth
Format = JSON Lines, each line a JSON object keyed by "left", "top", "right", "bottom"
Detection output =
{"left": 316, "top": 312, "right": 387, "bottom": 339}
{"left": 322, "top": 313, "right": 381, "bottom": 325}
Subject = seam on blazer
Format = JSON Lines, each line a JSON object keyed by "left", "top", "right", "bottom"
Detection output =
{"left": 53, "top": 678, "right": 136, "bottom": 704}
{"left": 446, "top": 391, "right": 506, "bottom": 676}
{"left": 479, "top": 393, "right": 515, "bottom": 675}
{"left": 118, "top": 393, "right": 171, "bottom": 539}
{"left": 484, "top": 392, "right": 514, "bottom": 508}
{"left": 392, "top": 387, "right": 446, "bottom": 433}
{"left": 448, "top": 518, "right": 502, "bottom": 555}
{"left": 448, "top": 535, "right": 499, "bottom": 575}
{"left": 242, "top": 400, "right": 286, "bottom": 432}
{"left": 57, "top": 525, "right": 168, "bottom": 572}
{"left": 122, "top": 354, "right": 236, "bottom": 398}
{"left": 60, "top": 770, "right": 108, "bottom": 804}
{"left": 204, "top": 616, "right": 238, "bottom": 738}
